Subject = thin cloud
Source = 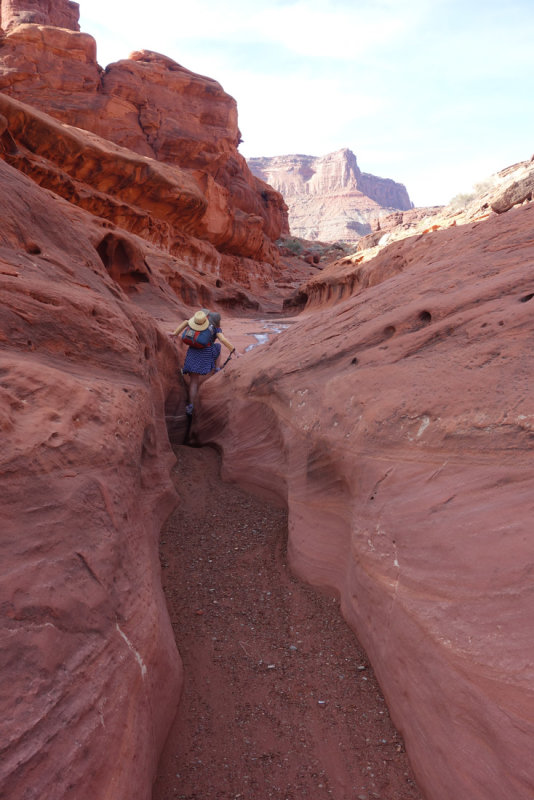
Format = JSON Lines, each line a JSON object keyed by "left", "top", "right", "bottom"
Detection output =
{"left": 81, "top": 0, "right": 435, "bottom": 64}
{"left": 78, "top": 0, "right": 534, "bottom": 206}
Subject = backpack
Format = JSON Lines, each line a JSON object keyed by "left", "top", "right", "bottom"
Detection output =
{"left": 181, "top": 323, "right": 216, "bottom": 349}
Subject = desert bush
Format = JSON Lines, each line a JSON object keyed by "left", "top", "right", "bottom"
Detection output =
{"left": 473, "top": 179, "right": 494, "bottom": 195}
{"left": 278, "top": 237, "right": 304, "bottom": 254}
{"left": 447, "top": 192, "right": 476, "bottom": 210}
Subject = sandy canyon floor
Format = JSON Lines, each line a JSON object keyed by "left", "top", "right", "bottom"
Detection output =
{"left": 152, "top": 443, "right": 423, "bottom": 800}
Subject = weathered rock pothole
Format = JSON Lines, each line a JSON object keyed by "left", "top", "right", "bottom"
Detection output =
{"left": 153, "top": 445, "right": 422, "bottom": 800}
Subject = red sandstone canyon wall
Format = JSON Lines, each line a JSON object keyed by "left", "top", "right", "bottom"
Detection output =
{"left": 2, "top": 0, "right": 534, "bottom": 798}
{"left": 248, "top": 148, "right": 412, "bottom": 242}
{"left": 0, "top": 154, "right": 191, "bottom": 799}
{"left": 195, "top": 200, "right": 534, "bottom": 800}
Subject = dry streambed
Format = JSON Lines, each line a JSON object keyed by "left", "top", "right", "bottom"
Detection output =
{"left": 153, "top": 445, "right": 422, "bottom": 800}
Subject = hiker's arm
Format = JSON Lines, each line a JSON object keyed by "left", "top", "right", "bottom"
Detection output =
{"left": 170, "top": 320, "right": 188, "bottom": 337}
{"left": 216, "top": 332, "right": 239, "bottom": 356}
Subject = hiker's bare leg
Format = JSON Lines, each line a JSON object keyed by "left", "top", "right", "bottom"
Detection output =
{"left": 187, "top": 373, "right": 212, "bottom": 412}
{"left": 189, "top": 374, "right": 201, "bottom": 406}
{"left": 182, "top": 372, "right": 190, "bottom": 401}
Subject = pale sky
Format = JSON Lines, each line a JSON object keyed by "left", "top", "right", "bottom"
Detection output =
{"left": 79, "top": 0, "right": 533, "bottom": 207}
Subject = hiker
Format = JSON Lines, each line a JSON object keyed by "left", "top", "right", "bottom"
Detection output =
{"left": 207, "top": 311, "right": 223, "bottom": 370}
{"left": 170, "top": 309, "right": 238, "bottom": 414}
{"left": 200, "top": 309, "right": 237, "bottom": 372}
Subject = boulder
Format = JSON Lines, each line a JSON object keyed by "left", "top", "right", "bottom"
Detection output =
{"left": 491, "top": 172, "right": 534, "bottom": 213}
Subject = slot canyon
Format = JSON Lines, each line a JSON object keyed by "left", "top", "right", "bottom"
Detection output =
{"left": 1, "top": 2, "right": 534, "bottom": 799}
{"left": 152, "top": 442, "right": 421, "bottom": 799}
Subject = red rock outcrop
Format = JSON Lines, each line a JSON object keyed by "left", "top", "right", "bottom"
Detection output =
{"left": 0, "top": 154, "right": 191, "bottom": 800}
{"left": 0, "top": 7, "right": 288, "bottom": 266}
{"left": 0, "top": 0, "right": 79, "bottom": 31}
{"left": 0, "top": 89, "right": 290, "bottom": 309}
{"left": 248, "top": 148, "right": 412, "bottom": 242}
{"left": 195, "top": 200, "right": 534, "bottom": 800}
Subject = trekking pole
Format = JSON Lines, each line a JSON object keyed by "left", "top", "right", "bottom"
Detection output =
{"left": 220, "top": 348, "right": 236, "bottom": 370}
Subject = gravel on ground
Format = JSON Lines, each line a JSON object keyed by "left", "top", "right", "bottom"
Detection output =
{"left": 152, "top": 444, "right": 423, "bottom": 800}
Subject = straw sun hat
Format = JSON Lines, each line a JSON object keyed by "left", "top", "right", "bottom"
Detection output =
{"left": 188, "top": 310, "right": 209, "bottom": 331}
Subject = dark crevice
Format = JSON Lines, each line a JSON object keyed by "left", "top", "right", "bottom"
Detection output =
{"left": 96, "top": 233, "right": 150, "bottom": 290}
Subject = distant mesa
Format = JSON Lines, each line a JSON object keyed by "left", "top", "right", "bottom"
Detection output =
{"left": 248, "top": 147, "right": 413, "bottom": 242}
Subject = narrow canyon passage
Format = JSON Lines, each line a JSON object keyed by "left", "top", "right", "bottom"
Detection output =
{"left": 153, "top": 445, "right": 423, "bottom": 800}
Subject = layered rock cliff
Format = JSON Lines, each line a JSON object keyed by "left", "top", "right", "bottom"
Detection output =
{"left": 0, "top": 0, "right": 289, "bottom": 290}
{"left": 248, "top": 148, "right": 412, "bottom": 242}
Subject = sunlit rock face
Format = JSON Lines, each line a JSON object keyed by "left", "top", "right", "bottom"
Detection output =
{"left": 284, "top": 157, "right": 534, "bottom": 313}
{"left": 196, "top": 200, "right": 534, "bottom": 800}
{"left": 0, "top": 92, "right": 287, "bottom": 310}
{"left": 248, "top": 148, "right": 412, "bottom": 242}
{"left": 0, "top": 2, "right": 288, "bottom": 275}
{"left": 0, "top": 155, "right": 188, "bottom": 800}
{"left": 0, "top": 0, "right": 79, "bottom": 31}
